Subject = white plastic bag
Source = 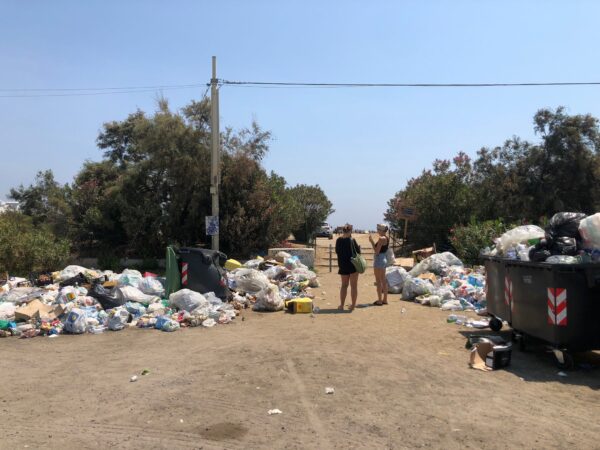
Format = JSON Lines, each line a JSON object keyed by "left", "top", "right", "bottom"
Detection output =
{"left": 108, "top": 307, "right": 130, "bottom": 331}
{"left": 386, "top": 248, "right": 396, "bottom": 267}
{"left": 579, "top": 213, "right": 600, "bottom": 249}
{"left": 58, "top": 265, "right": 89, "bottom": 281}
{"left": 253, "top": 283, "right": 284, "bottom": 312}
{"left": 169, "top": 289, "right": 208, "bottom": 312}
{"left": 402, "top": 277, "right": 433, "bottom": 300}
{"left": 497, "top": 225, "right": 545, "bottom": 255}
{"left": 63, "top": 308, "right": 87, "bottom": 334}
{"left": 545, "top": 255, "right": 578, "bottom": 264}
{"left": 117, "top": 269, "right": 143, "bottom": 288}
{"left": 115, "top": 286, "right": 160, "bottom": 305}
{"left": 204, "top": 292, "right": 223, "bottom": 307}
{"left": 385, "top": 267, "right": 409, "bottom": 290}
{"left": 264, "top": 265, "right": 286, "bottom": 280}
{"left": 0, "top": 302, "right": 16, "bottom": 320}
{"left": 409, "top": 252, "right": 463, "bottom": 277}
{"left": 291, "top": 268, "right": 318, "bottom": 286}
{"left": 233, "top": 269, "right": 270, "bottom": 294}
{"left": 138, "top": 277, "right": 165, "bottom": 297}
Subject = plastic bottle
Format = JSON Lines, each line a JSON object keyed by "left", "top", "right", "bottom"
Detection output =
{"left": 447, "top": 314, "right": 458, "bottom": 323}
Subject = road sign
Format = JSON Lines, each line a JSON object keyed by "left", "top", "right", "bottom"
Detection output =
{"left": 395, "top": 200, "right": 418, "bottom": 221}
{"left": 205, "top": 216, "right": 219, "bottom": 236}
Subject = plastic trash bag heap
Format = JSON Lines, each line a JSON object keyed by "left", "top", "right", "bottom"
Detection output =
{"left": 0, "top": 249, "right": 319, "bottom": 339}
{"left": 386, "top": 252, "right": 487, "bottom": 319}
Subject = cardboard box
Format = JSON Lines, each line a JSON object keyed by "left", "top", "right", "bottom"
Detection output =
{"left": 15, "top": 300, "right": 64, "bottom": 321}
{"left": 418, "top": 272, "right": 438, "bottom": 283}
{"left": 470, "top": 341, "right": 512, "bottom": 371}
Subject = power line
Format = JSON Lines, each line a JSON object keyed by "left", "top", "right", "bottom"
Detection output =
{"left": 0, "top": 83, "right": 209, "bottom": 98}
{"left": 0, "top": 82, "right": 206, "bottom": 92}
{"left": 220, "top": 80, "right": 600, "bottom": 88}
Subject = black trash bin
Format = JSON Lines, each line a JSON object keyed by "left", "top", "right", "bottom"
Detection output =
{"left": 482, "top": 256, "right": 512, "bottom": 331}
{"left": 177, "top": 247, "right": 230, "bottom": 299}
{"left": 484, "top": 255, "right": 600, "bottom": 368}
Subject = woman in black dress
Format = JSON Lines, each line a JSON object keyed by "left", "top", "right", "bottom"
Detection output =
{"left": 335, "top": 224, "right": 361, "bottom": 310}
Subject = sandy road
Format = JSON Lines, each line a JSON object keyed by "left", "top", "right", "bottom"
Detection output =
{"left": 1, "top": 268, "right": 599, "bottom": 449}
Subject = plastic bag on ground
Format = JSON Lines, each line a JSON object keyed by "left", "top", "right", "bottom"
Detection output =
{"left": 64, "top": 308, "right": 87, "bottom": 334}
{"left": 409, "top": 252, "right": 463, "bottom": 277}
{"left": 88, "top": 284, "right": 126, "bottom": 310}
{"left": 385, "top": 267, "right": 409, "bottom": 290}
{"left": 138, "top": 277, "right": 165, "bottom": 297}
{"left": 416, "top": 294, "right": 441, "bottom": 307}
{"left": 291, "top": 268, "right": 318, "bottom": 286}
{"left": 169, "top": 289, "right": 208, "bottom": 312}
{"left": 244, "top": 259, "right": 263, "bottom": 270}
{"left": 115, "top": 286, "right": 159, "bottom": 305}
{"left": 253, "top": 283, "right": 284, "bottom": 312}
{"left": 204, "top": 291, "right": 223, "bottom": 307}
{"left": 233, "top": 269, "right": 270, "bottom": 294}
{"left": 107, "top": 307, "right": 130, "bottom": 331}
{"left": 579, "top": 213, "right": 600, "bottom": 249}
{"left": 57, "top": 265, "right": 90, "bottom": 282}
{"left": 0, "top": 302, "right": 16, "bottom": 320}
{"left": 402, "top": 277, "right": 433, "bottom": 301}
{"left": 264, "top": 265, "right": 286, "bottom": 281}
{"left": 117, "top": 269, "right": 143, "bottom": 288}
{"left": 441, "top": 299, "right": 464, "bottom": 311}
{"left": 497, "top": 225, "right": 545, "bottom": 256}
{"left": 125, "top": 302, "right": 147, "bottom": 318}
{"left": 0, "top": 287, "right": 45, "bottom": 304}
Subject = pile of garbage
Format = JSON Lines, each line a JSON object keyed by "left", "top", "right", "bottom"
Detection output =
{"left": 385, "top": 252, "right": 486, "bottom": 313}
{"left": 0, "top": 251, "right": 320, "bottom": 339}
{"left": 0, "top": 266, "right": 238, "bottom": 338}
{"left": 482, "top": 212, "right": 600, "bottom": 264}
{"left": 226, "top": 251, "right": 319, "bottom": 312}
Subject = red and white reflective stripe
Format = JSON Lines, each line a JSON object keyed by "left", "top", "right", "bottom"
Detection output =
{"left": 181, "top": 262, "right": 189, "bottom": 286}
{"left": 547, "top": 288, "right": 567, "bottom": 326}
{"left": 504, "top": 276, "right": 513, "bottom": 306}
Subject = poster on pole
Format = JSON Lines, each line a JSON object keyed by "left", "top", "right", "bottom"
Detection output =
{"left": 205, "top": 216, "right": 219, "bottom": 236}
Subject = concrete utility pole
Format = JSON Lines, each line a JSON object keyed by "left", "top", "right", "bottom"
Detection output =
{"left": 210, "top": 56, "right": 220, "bottom": 251}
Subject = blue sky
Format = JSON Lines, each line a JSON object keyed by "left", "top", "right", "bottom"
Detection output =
{"left": 2, "top": 0, "right": 600, "bottom": 229}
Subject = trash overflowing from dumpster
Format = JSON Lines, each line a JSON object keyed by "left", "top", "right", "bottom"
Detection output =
{"left": 482, "top": 212, "right": 600, "bottom": 263}
{"left": 0, "top": 249, "right": 319, "bottom": 339}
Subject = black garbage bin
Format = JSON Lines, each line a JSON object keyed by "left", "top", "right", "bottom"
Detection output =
{"left": 484, "top": 255, "right": 600, "bottom": 368}
{"left": 177, "top": 247, "right": 230, "bottom": 299}
{"left": 482, "top": 256, "right": 512, "bottom": 331}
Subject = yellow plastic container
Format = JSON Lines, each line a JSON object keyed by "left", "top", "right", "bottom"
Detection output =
{"left": 285, "top": 298, "right": 313, "bottom": 314}
{"left": 224, "top": 259, "right": 243, "bottom": 271}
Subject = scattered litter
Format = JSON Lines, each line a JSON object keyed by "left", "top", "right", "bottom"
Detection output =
{"left": 268, "top": 409, "right": 283, "bottom": 415}
{"left": 325, "top": 387, "right": 335, "bottom": 394}
{"left": 141, "top": 369, "right": 150, "bottom": 376}
{"left": 557, "top": 371, "right": 568, "bottom": 377}
{"left": 130, "top": 375, "right": 138, "bottom": 382}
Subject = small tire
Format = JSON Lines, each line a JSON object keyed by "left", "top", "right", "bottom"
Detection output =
{"left": 489, "top": 317, "right": 503, "bottom": 332}
{"left": 556, "top": 352, "right": 574, "bottom": 370}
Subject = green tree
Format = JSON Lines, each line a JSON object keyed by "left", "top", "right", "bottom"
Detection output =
{"left": 9, "top": 170, "right": 72, "bottom": 237}
{"left": 288, "top": 184, "right": 334, "bottom": 242}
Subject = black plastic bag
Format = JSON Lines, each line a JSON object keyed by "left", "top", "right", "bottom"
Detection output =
{"left": 59, "top": 272, "right": 89, "bottom": 288}
{"left": 529, "top": 248, "right": 551, "bottom": 262}
{"left": 550, "top": 236, "right": 578, "bottom": 256}
{"left": 88, "top": 284, "right": 126, "bottom": 310}
{"left": 547, "top": 212, "right": 587, "bottom": 240}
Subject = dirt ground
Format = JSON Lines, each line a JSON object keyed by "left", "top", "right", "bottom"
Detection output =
{"left": 2, "top": 241, "right": 600, "bottom": 449}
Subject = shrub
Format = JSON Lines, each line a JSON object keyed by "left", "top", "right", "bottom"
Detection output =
{"left": 0, "top": 211, "right": 70, "bottom": 276}
{"left": 449, "top": 219, "right": 510, "bottom": 265}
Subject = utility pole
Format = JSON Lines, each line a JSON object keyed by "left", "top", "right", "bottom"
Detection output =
{"left": 210, "top": 56, "right": 220, "bottom": 251}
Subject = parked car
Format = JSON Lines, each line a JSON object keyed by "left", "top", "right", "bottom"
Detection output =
{"left": 315, "top": 222, "right": 333, "bottom": 239}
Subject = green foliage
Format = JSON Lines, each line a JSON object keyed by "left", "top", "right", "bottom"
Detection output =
{"left": 449, "top": 220, "right": 511, "bottom": 265}
{"left": 386, "top": 107, "right": 600, "bottom": 251}
{"left": 0, "top": 212, "right": 70, "bottom": 276}
{"left": 9, "top": 170, "right": 72, "bottom": 236}
{"left": 288, "top": 184, "right": 334, "bottom": 242}
{"left": 11, "top": 98, "right": 334, "bottom": 260}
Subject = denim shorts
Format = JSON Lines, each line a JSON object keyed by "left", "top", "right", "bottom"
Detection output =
{"left": 373, "top": 253, "right": 388, "bottom": 269}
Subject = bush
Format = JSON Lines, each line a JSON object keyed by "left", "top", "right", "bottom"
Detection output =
{"left": 449, "top": 219, "right": 510, "bottom": 265}
{"left": 0, "top": 211, "right": 70, "bottom": 276}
